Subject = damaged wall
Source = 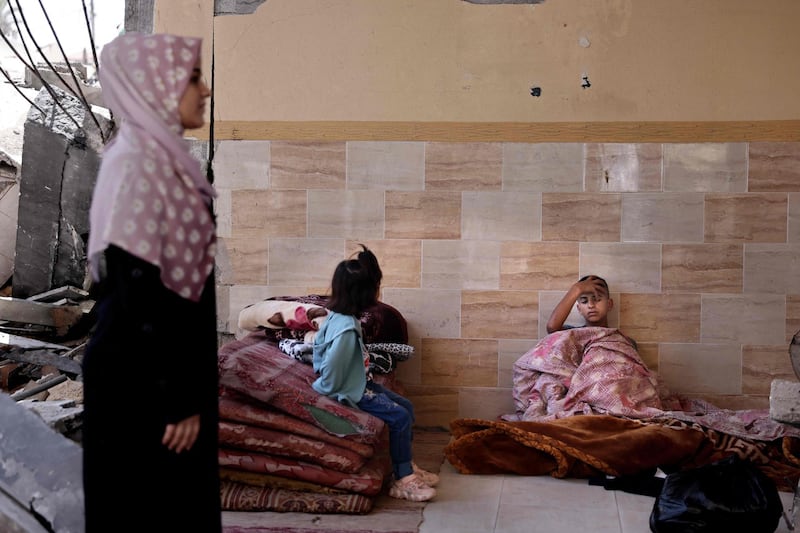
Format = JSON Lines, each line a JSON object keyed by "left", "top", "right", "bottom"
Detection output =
{"left": 12, "top": 86, "right": 111, "bottom": 299}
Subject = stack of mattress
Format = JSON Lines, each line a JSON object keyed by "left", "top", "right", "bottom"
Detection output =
{"left": 217, "top": 296, "right": 411, "bottom": 514}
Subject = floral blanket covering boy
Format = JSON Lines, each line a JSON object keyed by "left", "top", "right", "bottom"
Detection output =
{"left": 504, "top": 327, "right": 665, "bottom": 422}
{"left": 502, "top": 327, "right": 800, "bottom": 442}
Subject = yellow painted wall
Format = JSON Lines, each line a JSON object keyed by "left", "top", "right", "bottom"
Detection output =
{"left": 156, "top": 0, "right": 800, "bottom": 123}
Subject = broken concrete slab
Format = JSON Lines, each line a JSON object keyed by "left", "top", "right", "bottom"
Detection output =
{"left": 0, "top": 297, "right": 84, "bottom": 337}
{"left": 0, "top": 488, "right": 51, "bottom": 533}
{"left": 13, "top": 85, "right": 111, "bottom": 299}
{"left": 0, "top": 391, "right": 83, "bottom": 533}
{"left": 0, "top": 348, "right": 82, "bottom": 376}
{"left": 26, "top": 286, "right": 89, "bottom": 304}
{"left": 24, "top": 64, "right": 103, "bottom": 108}
{"left": 18, "top": 399, "right": 83, "bottom": 441}
{"left": 0, "top": 332, "right": 70, "bottom": 352}
{"left": 770, "top": 378, "right": 800, "bottom": 425}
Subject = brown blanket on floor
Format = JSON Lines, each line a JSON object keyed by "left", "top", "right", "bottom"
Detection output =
{"left": 445, "top": 415, "right": 800, "bottom": 491}
{"left": 447, "top": 415, "right": 710, "bottom": 478}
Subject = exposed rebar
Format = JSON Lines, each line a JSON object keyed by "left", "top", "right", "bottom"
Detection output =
{"left": 33, "top": 0, "right": 104, "bottom": 139}
{"left": 80, "top": 0, "right": 99, "bottom": 72}
{"left": 5, "top": 1, "right": 83, "bottom": 131}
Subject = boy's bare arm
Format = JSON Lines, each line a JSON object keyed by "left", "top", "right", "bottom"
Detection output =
{"left": 546, "top": 284, "right": 583, "bottom": 333}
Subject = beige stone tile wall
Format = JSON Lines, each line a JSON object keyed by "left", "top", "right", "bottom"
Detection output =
{"left": 213, "top": 140, "right": 800, "bottom": 428}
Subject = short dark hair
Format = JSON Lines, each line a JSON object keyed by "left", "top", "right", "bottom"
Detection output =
{"left": 327, "top": 245, "right": 382, "bottom": 315}
{"left": 578, "top": 274, "right": 609, "bottom": 291}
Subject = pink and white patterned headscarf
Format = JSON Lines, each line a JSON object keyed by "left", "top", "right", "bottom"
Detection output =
{"left": 88, "top": 32, "right": 216, "bottom": 302}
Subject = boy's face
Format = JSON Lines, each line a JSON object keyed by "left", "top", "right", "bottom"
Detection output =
{"left": 576, "top": 292, "right": 613, "bottom": 326}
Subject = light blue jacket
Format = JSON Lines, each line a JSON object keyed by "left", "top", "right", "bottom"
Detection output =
{"left": 312, "top": 311, "right": 368, "bottom": 406}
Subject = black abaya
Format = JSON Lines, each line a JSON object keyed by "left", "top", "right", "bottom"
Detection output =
{"left": 82, "top": 245, "right": 221, "bottom": 532}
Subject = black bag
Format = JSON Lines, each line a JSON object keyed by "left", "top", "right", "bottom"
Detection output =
{"left": 650, "top": 455, "right": 784, "bottom": 533}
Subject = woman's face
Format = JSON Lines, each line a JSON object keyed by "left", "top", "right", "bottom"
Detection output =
{"left": 178, "top": 58, "right": 210, "bottom": 129}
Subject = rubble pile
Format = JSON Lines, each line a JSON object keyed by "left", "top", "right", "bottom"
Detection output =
{"left": 0, "top": 284, "right": 92, "bottom": 443}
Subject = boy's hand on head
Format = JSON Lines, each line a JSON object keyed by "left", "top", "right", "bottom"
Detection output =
{"left": 577, "top": 276, "right": 607, "bottom": 299}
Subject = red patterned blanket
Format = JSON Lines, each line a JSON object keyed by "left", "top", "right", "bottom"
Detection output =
{"left": 219, "top": 389, "right": 376, "bottom": 458}
{"left": 219, "top": 332, "right": 385, "bottom": 444}
{"left": 218, "top": 441, "right": 390, "bottom": 497}
{"left": 219, "top": 420, "right": 370, "bottom": 473}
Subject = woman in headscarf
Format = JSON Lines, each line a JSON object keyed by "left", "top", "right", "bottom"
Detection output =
{"left": 82, "top": 32, "right": 221, "bottom": 532}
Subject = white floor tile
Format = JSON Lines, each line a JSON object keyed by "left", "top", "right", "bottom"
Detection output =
{"left": 775, "top": 491, "right": 797, "bottom": 533}
{"left": 437, "top": 462, "right": 505, "bottom": 502}
{"left": 419, "top": 463, "right": 504, "bottom": 533}
{"left": 420, "top": 467, "right": 797, "bottom": 533}
{"left": 618, "top": 507, "right": 653, "bottom": 533}
{"left": 500, "top": 476, "right": 617, "bottom": 509}
{"left": 495, "top": 502, "right": 622, "bottom": 533}
{"left": 420, "top": 501, "right": 500, "bottom": 533}
{"left": 614, "top": 490, "right": 658, "bottom": 512}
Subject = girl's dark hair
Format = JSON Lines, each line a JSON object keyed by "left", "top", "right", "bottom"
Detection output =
{"left": 327, "top": 245, "right": 383, "bottom": 315}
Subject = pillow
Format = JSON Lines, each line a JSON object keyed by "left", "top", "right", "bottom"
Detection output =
{"left": 238, "top": 300, "right": 328, "bottom": 332}
{"left": 239, "top": 295, "right": 409, "bottom": 345}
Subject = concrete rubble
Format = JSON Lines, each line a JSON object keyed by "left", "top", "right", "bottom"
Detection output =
{"left": 0, "top": 391, "right": 84, "bottom": 533}
{"left": 0, "top": 285, "right": 89, "bottom": 533}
